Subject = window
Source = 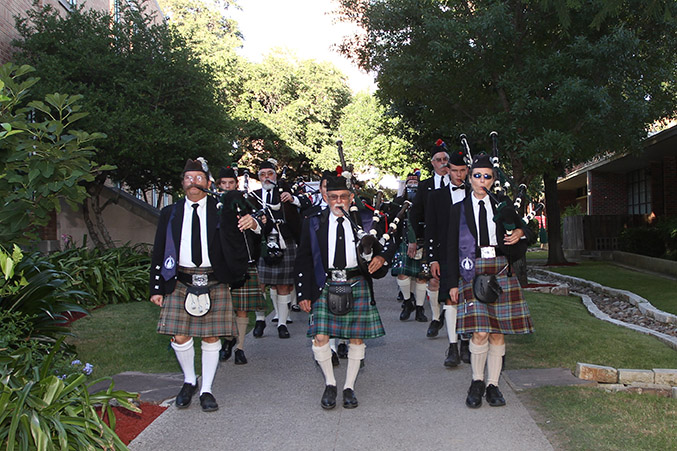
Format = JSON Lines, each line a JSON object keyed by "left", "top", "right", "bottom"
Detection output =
{"left": 59, "top": 0, "right": 77, "bottom": 11}
{"left": 627, "top": 169, "right": 651, "bottom": 214}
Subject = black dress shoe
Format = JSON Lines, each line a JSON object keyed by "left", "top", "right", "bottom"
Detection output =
{"left": 343, "top": 388, "right": 358, "bottom": 409}
{"left": 331, "top": 350, "right": 340, "bottom": 367}
{"left": 399, "top": 299, "right": 415, "bottom": 321}
{"left": 337, "top": 342, "right": 348, "bottom": 359}
{"left": 175, "top": 383, "right": 197, "bottom": 409}
{"left": 444, "top": 343, "right": 460, "bottom": 368}
{"left": 252, "top": 320, "right": 266, "bottom": 338}
{"left": 219, "top": 337, "right": 237, "bottom": 361}
{"left": 321, "top": 385, "right": 337, "bottom": 409}
{"left": 199, "top": 392, "right": 219, "bottom": 412}
{"left": 485, "top": 384, "right": 506, "bottom": 407}
{"left": 460, "top": 339, "right": 471, "bottom": 363}
{"left": 272, "top": 317, "right": 278, "bottom": 323}
{"left": 291, "top": 304, "right": 301, "bottom": 312}
{"left": 426, "top": 319, "right": 442, "bottom": 337}
{"left": 277, "top": 324, "right": 290, "bottom": 339}
{"left": 234, "top": 349, "right": 247, "bottom": 365}
{"left": 415, "top": 306, "right": 428, "bottom": 322}
{"left": 466, "top": 380, "right": 486, "bottom": 408}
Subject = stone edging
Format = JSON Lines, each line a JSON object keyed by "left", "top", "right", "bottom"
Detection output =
{"left": 528, "top": 268, "right": 677, "bottom": 351}
{"left": 575, "top": 363, "right": 677, "bottom": 398}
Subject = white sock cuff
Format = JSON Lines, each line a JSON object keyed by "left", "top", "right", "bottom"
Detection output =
{"left": 312, "top": 342, "right": 332, "bottom": 362}
{"left": 488, "top": 343, "right": 506, "bottom": 357}
{"left": 171, "top": 338, "right": 194, "bottom": 352}
{"left": 255, "top": 311, "right": 266, "bottom": 321}
{"left": 426, "top": 288, "right": 439, "bottom": 302}
{"left": 397, "top": 278, "right": 411, "bottom": 297}
{"left": 201, "top": 340, "right": 221, "bottom": 352}
{"left": 442, "top": 304, "right": 457, "bottom": 311}
{"left": 469, "top": 340, "right": 489, "bottom": 355}
{"left": 347, "top": 343, "right": 366, "bottom": 360}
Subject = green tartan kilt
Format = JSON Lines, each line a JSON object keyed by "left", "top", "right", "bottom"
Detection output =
{"left": 390, "top": 241, "right": 424, "bottom": 277}
{"left": 157, "top": 279, "right": 235, "bottom": 338}
{"left": 231, "top": 264, "right": 267, "bottom": 312}
{"left": 457, "top": 256, "right": 534, "bottom": 335}
{"left": 307, "top": 276, "right": 385, "bottom": 340}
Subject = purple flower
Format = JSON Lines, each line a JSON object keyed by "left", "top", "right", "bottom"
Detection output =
{"left": 83, "top": 363, "right": 94, "bottom": 375}
{"left": 71, "top": 359, "right": 81, "bottom": 366}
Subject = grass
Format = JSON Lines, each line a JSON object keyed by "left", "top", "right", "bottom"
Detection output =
{"left": 526, "top": 250, "right": 548, "bottom": 260}
{"left": 541, "top": 261, "right": 677, "bottom": 315}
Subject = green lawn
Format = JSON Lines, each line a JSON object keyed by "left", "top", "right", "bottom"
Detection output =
{"left": 541, "top": 261, "right": 677, "bottom": 315}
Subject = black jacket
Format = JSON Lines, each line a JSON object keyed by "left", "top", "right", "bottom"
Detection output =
{"left": 408, "top": 177, "right": 436, "bottom": 240}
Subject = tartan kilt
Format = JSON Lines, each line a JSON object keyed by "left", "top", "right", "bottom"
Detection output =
{"left": 390, "top": 241, "right": 424, "bottom": 277}
{"left": 257, "top": 242, "right": 296, "bottom": 285}
{"left": 457, "top": 256, "right": 534, "bottom": 335}
{"left": 307, "top": 276, "right": 385, "bottom": 340}
{"left": 231, "top": 264, "right": 267, "bottom": 312}
{"left": 157, "top": 278, "right": 236, "bottom": 338}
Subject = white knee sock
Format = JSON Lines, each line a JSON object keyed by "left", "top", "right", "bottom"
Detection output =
{"left": 312, "top": 342, "right": 336, "bottom": 386}
{"left": 487, "top": 343, "right": 506, "bottom": 386}
{"left": 277, "top": 294, "right": 290, "bottom": 326}
{"left": 427, "top": 288, "right": 440, "bottom": 318}
{"left": 329, "top": 338, "right": 337, "bottom": 352}
{"left": 415, "top": 282, "right": 427, "bottom": 307}
{"left": 236, "top": 317, "right": 248, "bottom": 350}
{"left": 397, "top": 278, "right": 411, "bottom": 300}
{"left": 443, "top": 304, "right": 458, "bottom": 343}
{"left": 469, "top": 340, "right": 489, "bottom": 382}
{"left": 171, "top": 338, "right": 197, "bottom": 385}
{"left": 200, "top": 340, "right": 221, "bottom": 395}
{"left": 255, "top": 310, "right": 266, "bottom": 321}
{"left": 344, "top": 343, "right": 366, "bottom": 390}
{"left": 270, "top": 287, "right": 279, "bottom": 318}
{"left": 290, "top": 287, "right": 298, "bottom": 306}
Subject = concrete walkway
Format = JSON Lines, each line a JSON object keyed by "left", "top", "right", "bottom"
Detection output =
{"left": 129, "top": 277, "right": 553, "bottom": 451}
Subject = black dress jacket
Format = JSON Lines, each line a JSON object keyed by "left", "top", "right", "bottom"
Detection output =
{"left": 408, "top": 177, "right": 436, "bottom": 241}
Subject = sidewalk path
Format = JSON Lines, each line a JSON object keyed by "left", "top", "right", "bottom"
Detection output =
{"left": 130, "top": 277, "right": 553, "bottom": 451}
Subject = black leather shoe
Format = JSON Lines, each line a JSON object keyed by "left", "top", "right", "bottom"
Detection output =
{"left": 337, "top": 343, "right": 348, "bottom": 359}
{"left": 277, "top": 324, "right": 290, "bottom": 339}
{"left": 291, "top": 304, "right": 301, "bottom": 312}
{"left": 252, "top": 320, "right": 266, "bottom": 338}
{"left": 321, "top": 385, "right": 337, "bottom": 409}
{"left": 331, "top": 350, "right": 340, "bottom": 367}
{"left": 485, "top": 384, "right": 506, "bottom": 407}
{"left": 343, "top": 388, "right": 358, "bottom": 409}
{"left": 466, "top": 380, "right": 486, "bottom": 408}
{"left": 415, "top": 306, "right": 428, "bottom": 322}
{"left": 175, "top": 383, "right": 197, "bottom": 409}
{"left": 426, "top": 319, "right": 442, "bottom": 338}
{"left": 444, "top": 343, "right": 460, "bottom": 368}
{"left": 199, "top": 392, "right": 219, "bottom": 412}
{"left": 234, "top": 349, "right": 247, "bottom": 365}
{"left": 219, "top": 337, "right": 237, "bottom": 361}
{"left": 272, "top": 316, "right": 278, "bottom": 323}
{"left": 460, "top": 339, "right": 471, "bottom": 363}
{"left": 399, "top": 299, "right": 415, "bottom": 321}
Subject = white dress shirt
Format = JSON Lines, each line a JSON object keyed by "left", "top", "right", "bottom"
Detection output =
{"left": 328, "top": 212, "right": 358, "bottom": 269}
{"left": 471, "top": 193, "right": 498, "bottom": 246}
{"left": 178, "top": 196, "right": 212, "bottom": 267}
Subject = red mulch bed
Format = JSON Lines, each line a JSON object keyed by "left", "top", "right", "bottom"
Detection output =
{"left": 100, "top": 403, "right": 167, "bottom": 445}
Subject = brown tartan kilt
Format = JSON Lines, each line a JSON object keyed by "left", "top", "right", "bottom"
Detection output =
{"left": 390, "top": 241, "right": 424, "bottom": 277}
{"left": 157, "top": 278, "right": 235, "bottom": 338}
{"left": 231, "top": 264, "right": 267, "bottom": 312}
{"left": 456, "top": 256, "right": 534, "bottom": 335}
{"left": 257, "top": 242, "right": 296, "bottom": 285}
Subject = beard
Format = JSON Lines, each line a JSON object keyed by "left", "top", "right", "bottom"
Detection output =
{"left": 262, "top": 181, "right": 276, "bottom": 191}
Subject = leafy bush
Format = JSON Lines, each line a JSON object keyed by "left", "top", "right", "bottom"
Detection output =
{"left": 655, "top": 216, "right": 677, "bottom": 261}
{"left": 618, "top": 227, "right": 666, "bottom": 258}
{"left": 48, "top": 244, "right": 151, "bottom": 307}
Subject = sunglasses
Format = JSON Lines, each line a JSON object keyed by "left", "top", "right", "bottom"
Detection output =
{"left": 432, "top": 157, "right": 449, "bottom": 163}
{"left": 472, "top": 173, "right": 494, "bottom": 180}
{"left": 184, "top": 175, "right": 206, "bottom": 182}
{"left": 327, "top": 194, "right": 351, "bottom": 201}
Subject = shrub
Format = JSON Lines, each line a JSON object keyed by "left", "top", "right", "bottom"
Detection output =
{"left": 618, "top": 227, "right": 665, "bottom": 258}
{"left": 655, "top": 216, "right": 677, "bottom": 261}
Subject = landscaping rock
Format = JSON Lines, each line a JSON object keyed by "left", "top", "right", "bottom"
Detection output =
{"left": 618, "top": 368, "right": 654, "bottom": 384}
{"left": 575, "top": 363, "right": 618, "bottom": 383}
{"left": 653, "top": 369, "right": 677, "bottom": 386}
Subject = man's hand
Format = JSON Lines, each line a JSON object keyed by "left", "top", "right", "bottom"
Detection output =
{"left": 150, "top": 294, "right": 163, "bottom": 307}
{"left": 299, "top": 299, "right": 312, "bottom": 313}
{"left": 448, "top": 287, "right": 459, "bottom": 305}
{"left": 407, "top": 242, "right": 417, "bottom": 258}
{"left": 368, "top": 255, "right": 386, "bottom": 274}
{"left": 430, "top": 261, "right": 441, "bottom": 280}
{"left": 280, "top": 192, "right": 294, "bottom": 203}
{"left": 503, "top": 228, "right": 524, "bottom": 245}
{"left": 238, "top": 214, "right": 258, "bottom": 231}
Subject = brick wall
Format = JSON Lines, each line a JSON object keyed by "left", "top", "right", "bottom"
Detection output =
{"left": 664, "top": 156, "right": 677, "bottom": 216}
{"left": 588, "top": 171, "right": 627, "bottom": 215}
{"left": 649, "top": 161, "right": 664, "bottom": 216}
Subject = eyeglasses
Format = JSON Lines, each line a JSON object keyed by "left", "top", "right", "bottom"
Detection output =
{"left": 327, "top": 194, "right": 351, "bottom": 201}
{"left": 432, "top": 157, "right": 449, "bottom": 163}
{"left": 184, "top": 175, "right": 205, "bottom": 183}
{"left": 472, "top": 173, "right": 494, "bottom": 180}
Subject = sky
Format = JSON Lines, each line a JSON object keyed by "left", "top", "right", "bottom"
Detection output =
{"left": 229, "top": 0, "right": 376, "bottom": 93}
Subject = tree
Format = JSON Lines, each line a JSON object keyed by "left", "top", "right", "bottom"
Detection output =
{"left": 12, "top": 1, "right": 234, "bottom": 247}
{"left": 336, "top": 0, "right": 677, "bottom": 263}
{"left": 0, "top": 64, "right": 110, "bottom": 246}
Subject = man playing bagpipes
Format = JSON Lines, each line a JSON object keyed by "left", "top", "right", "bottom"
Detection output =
{"left": 295, "top": 173, "right": 394, "bottom": 410}
{"left": 149, "top": 158, "right": 252, "bottom": 412}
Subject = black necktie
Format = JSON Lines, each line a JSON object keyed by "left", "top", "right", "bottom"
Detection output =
{"left": 478, "top": 200, "right": 490, "bottom": 247}
{"left": 333, "top": 217, "right": 346, "bottom": 269}
{"left": 191, "top": 203, "right": 202, "bottom": 267}
{"left": 265, "top": 190, "right": 272, "bottom": 205}
{"left": 440, "top": 177, "right": 447, "bottom": 189}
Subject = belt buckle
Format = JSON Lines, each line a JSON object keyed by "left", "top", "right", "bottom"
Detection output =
{"left": 480, "top": 246, "right": 496, "bottom": 259}
{"left": 192, "top": 273, "right": 209, "bottom": 287}
{"left": 331, "top": 270, "right": 347, "bottom": 282}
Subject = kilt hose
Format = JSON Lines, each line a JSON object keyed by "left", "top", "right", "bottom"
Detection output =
{"left": 231, "top": 264, "right": 267, "bottom": 312}
{"left": 307, "top": 276, "right": 385, "bottom": 340}
{"left": 390, "top": 241, "right": 424, "bottom": 278}
{"left": 457, "top": 256, "right": 534, "bottom": 336}
{"left": 257, "top": 242, "right": 297, "bottom": 285}
{"left": 157, "top": 273, "right": 236, "bottom": 338}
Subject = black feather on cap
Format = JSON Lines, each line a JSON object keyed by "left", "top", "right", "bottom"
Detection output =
{"left": 326, "top": 174, "right": 350, "bottom": 192}
{"left": 218, "top": 166, "right": 237, "bottom": 180}
{"left": 430, "top": 138, "right": 449, "bottom": 158}
{"left": 449, "top": 150, "right": 467, "bottom": 167}
{"left": 183, "top": 158, "right": 209, "bottom": 174}
{"left": 471, "top": 152, "right": 493, "bottom": 170}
